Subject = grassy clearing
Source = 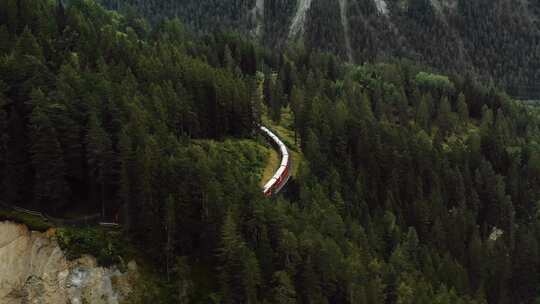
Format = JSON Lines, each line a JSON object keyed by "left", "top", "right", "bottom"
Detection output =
{"left": 262, "top": 106, "right": 304, "bottom": 177}
{"left": 193, "top": 138, "right": 269, "bottom": 182}
{"left": 260, "top": 147, "right": 279, "bottom": 187}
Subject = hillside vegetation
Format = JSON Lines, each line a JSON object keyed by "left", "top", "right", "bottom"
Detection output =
{"left": 98, "top": 0, "right": 540, "bottom": 98}
{"left": 1, "top": 1, "right": 540, "bottom": 304}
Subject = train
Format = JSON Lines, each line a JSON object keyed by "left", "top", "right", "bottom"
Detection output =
{"left": 260, "top": 126, "right": 291, "bottom": 197}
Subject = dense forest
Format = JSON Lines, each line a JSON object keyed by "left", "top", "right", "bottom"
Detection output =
{"left": 96, "top": 0, "right": 540, "bottom": 99}
{"left": 1, "top": 0, "right": 540, "bottom": 303}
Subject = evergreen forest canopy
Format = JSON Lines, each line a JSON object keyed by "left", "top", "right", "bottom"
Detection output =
{"left": 0, "top": 0, "right": 540, "bottom": 303}
{"left": 97, "top": 0, "right": 540, "bottom": 99}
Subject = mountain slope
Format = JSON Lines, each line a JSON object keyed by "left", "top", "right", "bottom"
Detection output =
{"left": 2, "top": 1, "right": 540, "bottom": 303}
{"left": 98, "top": 0, "right": 540, "bottom": 97}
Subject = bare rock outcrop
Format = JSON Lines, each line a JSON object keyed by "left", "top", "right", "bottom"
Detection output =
{"left": 0, "top": 221, "right": 136, "bottom": 304}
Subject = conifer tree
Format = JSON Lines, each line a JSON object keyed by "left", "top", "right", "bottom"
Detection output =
{"left": 29, "top": 89, "right": 69, "bottom": 211}
{"left": 165, "top": 194, "right": 177, "bottom": 281}
{"left": 243, "top": 248, "right": 261, "bottom": 304}
{"left": 174, "top": 256, "right": 193, "bottom": 304}
{"left": 86, "top": 111, "right": 116, "bottom": 218}
{"left": 416, "top": 94, "right": 431, "bottom": 131}
{"left": 512, "top": 229, "right": 538, "bottom": 302}
{"left": 15, "top": 27, "right": 43, "bottom": 60}
{"left": 224, "top": 44, "right": 235, "bottom": 73}
{"left": 457, "top": 92, "right": 469, "bottom": 122}
{"left": 360, "top": 92, "right": 375, "bottom": 122}
{"left": 290, "top": 85, "right": 304, "bottom": 143}
{"left": 118, "top": 128, "right": 135, "bottom": 229}
{"left": 220, "top": 210, "right": 254, "bottom": 304}
{"left": 438, "top": 96, "right": 452, "bottom": 135}
{"left": 0, "top": 25, "right": 10, "bottom": 54}
{"left": 5, "top": 0, "right": 18, "bottom": 34}
{"left": 272, "top": 271, "right": 296, "bottom": 304}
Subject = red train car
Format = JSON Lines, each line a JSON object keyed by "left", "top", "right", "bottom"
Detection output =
{"left": 260, "top": 126, "right": 291, "bottom": 197}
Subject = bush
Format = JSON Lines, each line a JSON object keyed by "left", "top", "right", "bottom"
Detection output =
{"left": 415, "top": 72, "right": 455, "bottom": 94}
{"left": 56, "top": 227, "right": 129, "bottom": 267}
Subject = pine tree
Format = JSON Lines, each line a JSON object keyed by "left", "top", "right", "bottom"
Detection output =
{"left": 165, "top": 194, "right": 177, "bottom": 281}
{"left": 271, "top": 76, "right": 285, "bottom": 123}
{"left": 219, "top": 210, "right": 250, "bottom": 304}
{"left": 56, "top": 0, "right": 67, "bottom": 34}
{"left": 272, "top": 271, "right": 296, "bottom": 304}
{"left": 86, "top": 111, "right": 116, "bottom": 219}
{"left": 0, "top": 25, "right": 10, "bottom": 54}
{"left": 360, "top": 92, "right": 375, "bottom": 122}
{"left": 468, "top": 228, "right": 484, "bottom": 291}
{"left": 457, "top": 92, "right": 469, "bottom": 122}
{"left": 404, "top": 227, "right": 419, "bottom": 265}
{"left": 290, "top": 85, "right": 304, "bottom": 143}
{"left": 29, "top": 89, "right": 69, "bottom": 212}
{"left": 118, "top": 128, "right": 134, "bottom": 229}
{"left": 243, "top": 248, "right": 261, "bottom": 304}
{"left": 5, "top": 0, "right": 17, "bottom": 34}
{"left": 174, "top": 256, "right": 193, "bottom": 304}
{"left": 2, "top": 105, "right": 28, "bottom": 205}
{"left": 416, "top": 94, "right": 431, "bottom": 131}
{"left": 306, "top": 129, "right": 325, "bottom": 177}
{"left": 298, "top": 254, "right": 325, "bottom": 304}
{"left": 438, "top": 96, "right": 453, "bottom": 135}
{"left": 50, "top": 104, "right": 85, "bottom": 183}
{"left": 15, "top": 27, "right": 43, "bottom": 60}
{"left": 224, "top": 44, "right": 235, "bottom": 73}
{"left": 249, "top": 75, "right": 264, "bottom": 127}
{"left": 511, "top": 230, "right": 538, "bottom": 303}
{"left": 480, "top": 106, "right": 494, "bottom": 136}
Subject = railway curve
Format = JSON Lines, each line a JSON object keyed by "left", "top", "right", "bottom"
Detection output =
{"left": 260, "top": 126, "right": 292, "bottom": 196}
{"left": 1, "top": 127, "right": 292, "bottom": 227}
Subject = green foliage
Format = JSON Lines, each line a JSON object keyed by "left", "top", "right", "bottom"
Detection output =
{"left": 96, "top": 0, "right": 540, "bottom": 98}
{"left": 415, "top": 72, "right": 455, "bottom": 94}
{"left": 0, "top": 207, "right": 52, "bottom": 232}
{"left": 29, "top": 90, "right": 70, "bottom": 211}
{"left": 56, "top": 227, "right": 130, "bottom": 266}
{"left": 1, "top": 1, "right": 540, "bottom": 303}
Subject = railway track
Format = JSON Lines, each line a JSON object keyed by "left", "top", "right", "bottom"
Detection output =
{"left": 1, "top": 127, "right": 291, "bottom": 228}
{"left": 260, "top": 126, "right": 292, "bottom": 196}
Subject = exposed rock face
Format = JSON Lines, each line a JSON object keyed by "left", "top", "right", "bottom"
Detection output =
{"left": 0, "top": 221, "right": 136, "bottom": 304}
{"left": 251, "top": 0, "right": 264, "bottom": 36}
{"left": 338, "top": 0, "right": 353, "bottom": 63}
{"left": 289, "top": 0, "right": 313, "bottom": 39}
{"left": 374, "top": 0, "right": 389, "bottom": 15}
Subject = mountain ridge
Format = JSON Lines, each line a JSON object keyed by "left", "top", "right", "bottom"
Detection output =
{"left": 97, "top": 0, "right": 540, "bottom": 97}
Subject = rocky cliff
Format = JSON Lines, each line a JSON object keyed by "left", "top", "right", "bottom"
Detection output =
{"left": 0, "top": 221, "right": 137, "bottom": 304}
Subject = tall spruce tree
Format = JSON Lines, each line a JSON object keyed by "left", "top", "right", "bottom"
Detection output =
{"left": 29, "top": 89, "right": 69, "bottom": 212}
{"left": 86, "top": 111, "right": 116, "bottom": 218}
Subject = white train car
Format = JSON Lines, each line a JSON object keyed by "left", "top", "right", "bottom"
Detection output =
{"left": 260, "top": 126, "right": 291, "bottom": 196}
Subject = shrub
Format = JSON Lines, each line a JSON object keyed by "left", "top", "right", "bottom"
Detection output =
{"left": 56, "top": 227, "right": 129, "bottom": 267}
